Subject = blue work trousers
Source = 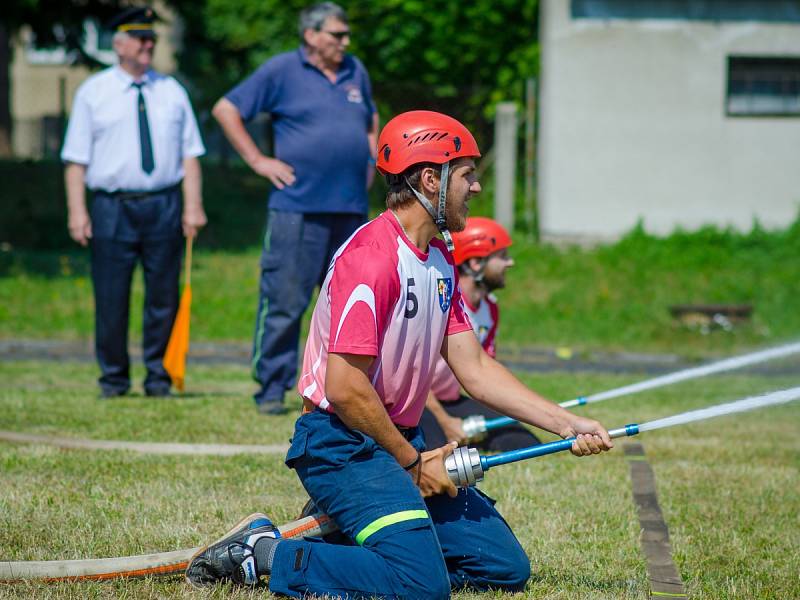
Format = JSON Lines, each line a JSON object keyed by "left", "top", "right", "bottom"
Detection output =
{"left": 89, "top": 188, "right": 182, "bottom": 394}
{"left": 251, "top": 211, "right": 364, "bottom": 406}
{"left": 268, "top": 411, "right": 531, "bottom": 599}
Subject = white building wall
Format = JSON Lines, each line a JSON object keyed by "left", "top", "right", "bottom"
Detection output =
{"left": 538, "top": 0, "right": 800, "bottom": 240}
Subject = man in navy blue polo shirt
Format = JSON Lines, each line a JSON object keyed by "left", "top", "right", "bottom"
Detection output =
{"left": 213, "top": 2, "right": 378, "bottom": 414}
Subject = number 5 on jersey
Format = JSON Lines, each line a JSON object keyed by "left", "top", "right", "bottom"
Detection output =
{"left": 404, "top": 277, "right": 418, "bottom": 318}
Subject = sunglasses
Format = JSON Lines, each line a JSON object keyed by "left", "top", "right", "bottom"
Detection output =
{"left": 130, "top": 33, "right": 158, "bottom": 43}
{"left": 321, "top": 29, "right": 350, "bottom": 40}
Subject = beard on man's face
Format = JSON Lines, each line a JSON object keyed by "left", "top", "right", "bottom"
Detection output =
{"left": 445, "top": 211, "right": 467, "bottom": 233}
{"left": 443, "top": 188, "right": 468, "bottom": 232}
{"left": 482, "top": 270, "right": 506, "bottom": 291}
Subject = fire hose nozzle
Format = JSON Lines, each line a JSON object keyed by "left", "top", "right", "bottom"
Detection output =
{"left": 461, "top": 415, "right": 487, "bottom": 442}
{"left": 445, "top": 446, "right": 484, "bottom": 487}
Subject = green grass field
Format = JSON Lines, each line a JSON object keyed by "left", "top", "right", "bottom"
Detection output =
{"left": 3, "top": 218, "right": 800, "bottom": 356}
{"left": 2, "top": 157, "right": 800, "bottom": 355}
{"left": 2, "top": 161, "right": 799, "bottom": 597}
{"left": 1, "top": 360, "right": 798, "bottom": 599}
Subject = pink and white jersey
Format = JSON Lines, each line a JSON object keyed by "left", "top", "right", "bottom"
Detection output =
{"left": 430, "top": 293, "right": 500, "bottom": 401}
{"left": 297, "top": 211, "right": 472, "bottom": 427}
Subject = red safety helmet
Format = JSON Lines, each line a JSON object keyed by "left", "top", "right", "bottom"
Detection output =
{"left": 376, "top": 110, "right": 481, "bottom": 175}
{"left": 452, "top": 217, "right": 512, "bottom": 265}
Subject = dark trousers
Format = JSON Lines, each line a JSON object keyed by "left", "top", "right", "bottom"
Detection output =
{"left": 269, "top": 411, "right": 531, "bottom": 598}
{"left": 89, "top": 188, "right": 182, "bottom": 394}
{"left": 251, "top": 210, "right": 365, "bottom": 406}
{"left": 419, "top": 394, "right": 541, "bottom": 452}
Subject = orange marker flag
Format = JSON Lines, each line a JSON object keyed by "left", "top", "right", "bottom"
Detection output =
{"left": 163, "top": 236, "right": 193, "bottom": 392}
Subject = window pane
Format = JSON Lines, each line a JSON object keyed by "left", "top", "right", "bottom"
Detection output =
{"left": 572, "top": 0, "right": 800, "bottom": 22}
{"left": 727, "top": 57, "right": 800, "bottom": 116}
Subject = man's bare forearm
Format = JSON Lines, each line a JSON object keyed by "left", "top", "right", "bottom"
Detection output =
{"left": 368, "top": 112, "right": 379, "bottom": 160}
{"left": 326, "top": 354, "right": 418, "bottom": 466}
{"left": 64, "top": 162, "right": 87, "bottom": 214}
{"left": 425, "top": 391, "right": 451, "bottom": 422}
{"left": 445, "top": 331, "right": 574, "bottom": 436}
{"left": 211, "top": 97, "right": 264, "bottom": 166}
{"left": 180, "top": 156, "right": 207, "bottom": 237}
{"left": 464, "top": 354, "right": 572, "bottom": 435}
{"left": 182, "top": 157, "right": 203, "bottom": 209}
{"left": 336, "top": 392, "right": 418, "bottom": 465}
{"left": 64, "top": 162, "right": 92, "bottom": 245}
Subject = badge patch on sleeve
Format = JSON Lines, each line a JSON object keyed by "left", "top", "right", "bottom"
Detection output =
{"left": 436, "top": 277, "right": 453, "bottom": 312}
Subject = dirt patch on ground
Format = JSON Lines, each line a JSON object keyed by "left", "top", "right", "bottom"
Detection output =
{"left": 2, "top": 338, "right": 798, "bottom": 376}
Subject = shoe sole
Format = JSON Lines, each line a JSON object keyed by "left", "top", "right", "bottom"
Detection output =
{"left": 185, "top": 512, "right": 270, "bottom": 589}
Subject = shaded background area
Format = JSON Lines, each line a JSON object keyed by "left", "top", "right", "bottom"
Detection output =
{"left": 0, "top": 159, "right": 283, "bottom": 252}
{"left": 0, "top": 155, "right": 501, "bottom": 254}
{"left": 3, "top": 193, "right": 799, "bottom": 355}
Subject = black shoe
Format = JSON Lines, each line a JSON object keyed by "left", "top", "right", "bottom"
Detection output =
{"left": 145, "top": 386, "right": 172, "bottom": 397}
{"left": 185, "top": 513, "right": 280, "bottom": 588}
{"left": 298, "top": 498, "right": 318, "bottom": 519}
{"left": 256, "top": 400, "right": 286, "bottom": 415}
{"left": 100, "top": 387, "right": 129, "bottom": 399}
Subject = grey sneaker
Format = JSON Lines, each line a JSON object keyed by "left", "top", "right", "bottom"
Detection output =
{"left": 186, "top": 513, "right": 280, "bottom": 587}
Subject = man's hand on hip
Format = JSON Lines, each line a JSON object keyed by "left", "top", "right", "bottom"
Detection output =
{"left": 250, "top": 156, "right": 296, "bottom": 189}
{"left": 414, "top": 441, "right": 459, "bottom": 498}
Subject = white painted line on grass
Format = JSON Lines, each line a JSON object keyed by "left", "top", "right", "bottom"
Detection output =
{"left": 0, "top": 430, "right": 288, "bottom": 455}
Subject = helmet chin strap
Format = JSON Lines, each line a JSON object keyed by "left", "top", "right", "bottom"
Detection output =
{"left": 460, "top": 258, "right": 487, "bottom": 285}
{"left": 404, "top": 161, "right": 454, "bottom": 251}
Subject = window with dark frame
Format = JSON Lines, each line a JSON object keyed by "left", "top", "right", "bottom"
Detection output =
{"left": 727, "top": 56, "right": 800, "bottom": 117}
{"left": 571, "top": 0, "right": 800, "bottom": 22}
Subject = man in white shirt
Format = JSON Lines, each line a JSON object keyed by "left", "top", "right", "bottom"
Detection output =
{"left": 61, "top": 7, "right": 207, "bottom": 398}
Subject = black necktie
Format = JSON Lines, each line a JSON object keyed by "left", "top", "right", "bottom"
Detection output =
{"left": 133, "top": 82, "right": 154, "bottom": 174}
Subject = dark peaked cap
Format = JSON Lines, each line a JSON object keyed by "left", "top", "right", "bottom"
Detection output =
{"left": 106, "top": 6, "right": 159, "bottom": 38}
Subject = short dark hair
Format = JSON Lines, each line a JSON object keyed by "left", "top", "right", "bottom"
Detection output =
{"left": 298, "top": 2, "right": 347, "bottom": 41}
{"left": 385, "top": 163, "right": 441, "bottom": 210}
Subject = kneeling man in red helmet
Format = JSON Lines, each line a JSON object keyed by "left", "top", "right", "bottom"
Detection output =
{"left": 187, "top": 111, "right": 613, "bottom": 599}
{"left": 420, "top": 216, "right": 542, "bottom": 451}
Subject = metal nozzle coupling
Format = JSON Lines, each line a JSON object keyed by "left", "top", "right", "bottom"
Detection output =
{"left": 445, "top": 446, "right": 484, "bottom": 487}
{"left": 461, "top": 415, "right": 487, "bottom": 442}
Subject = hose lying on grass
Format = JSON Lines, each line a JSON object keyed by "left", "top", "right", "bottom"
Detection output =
{"left": 0, "top": 514, "right": 337, "bottom": 582}
{"left": 2, "top": 386, "right": 797, "bottom": 582}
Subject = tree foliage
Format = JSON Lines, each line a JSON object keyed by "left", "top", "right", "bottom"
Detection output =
{"left": 2, "top": 0, "right": 539, "bottom": 156}
{"left": 1, "top": 0, "right": 124, "bottom": 156}
{"left": 6, "top": 0, "right": 124, "bottom": 63}
{"left": 170, "top": 0, "right": 539, "bottom": 144}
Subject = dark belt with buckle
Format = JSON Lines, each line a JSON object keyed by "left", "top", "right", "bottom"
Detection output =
{"left": 304, "top": 400, "right": 417, "bottom": 440}
{"left": 93, "top": 183, "right": 180, "bottom": 200}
